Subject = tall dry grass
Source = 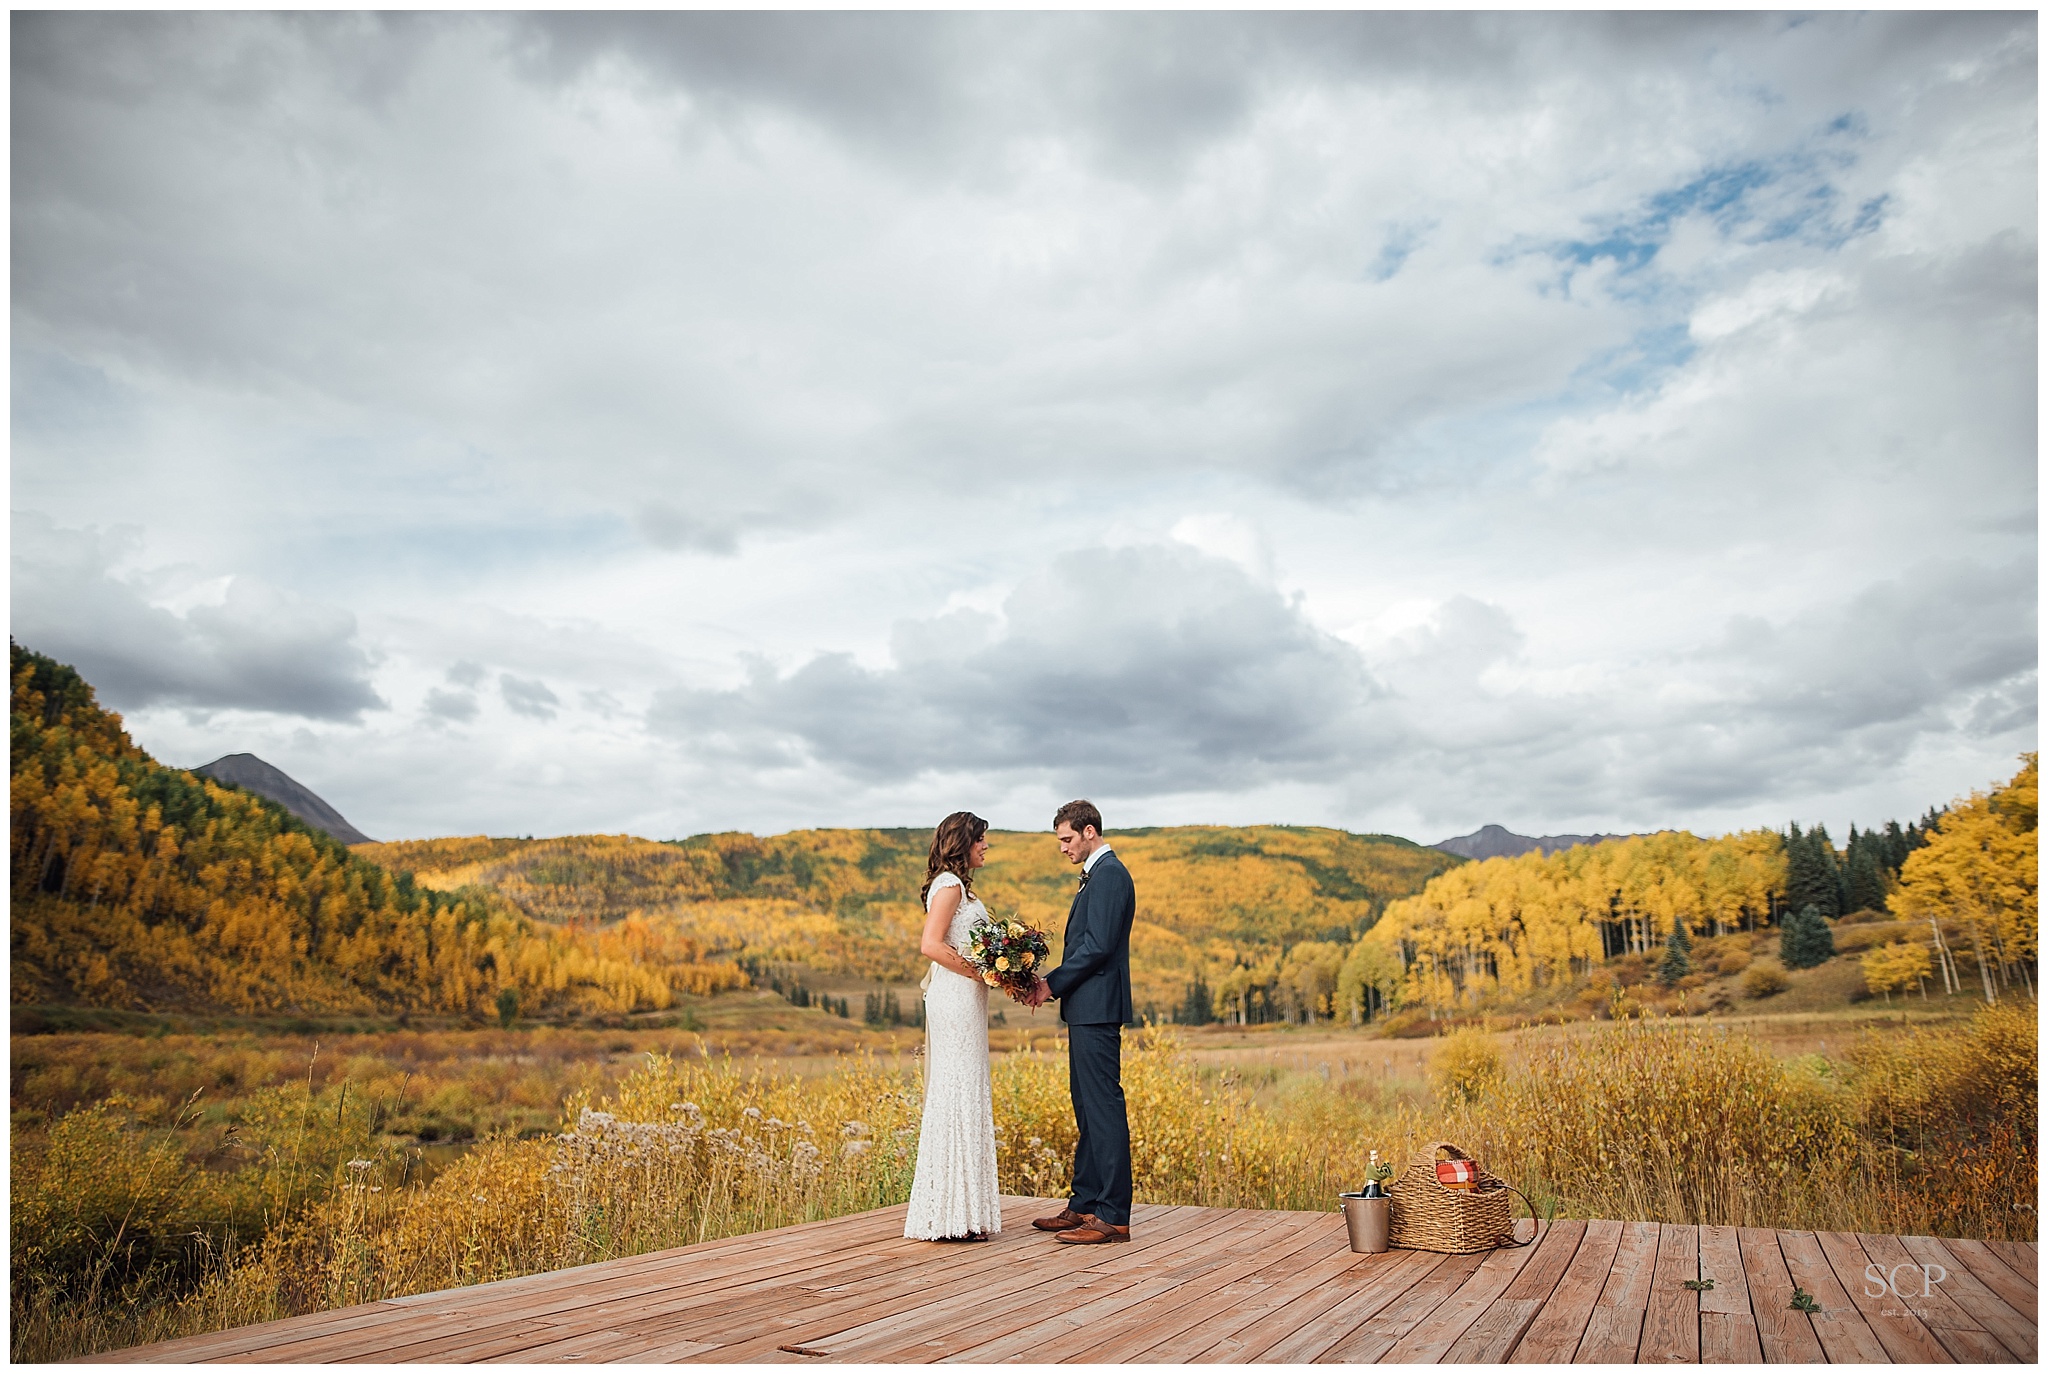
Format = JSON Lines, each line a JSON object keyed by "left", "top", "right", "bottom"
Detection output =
{"left": 11, "top": 1009, "right": 2034, "bottom": 1362}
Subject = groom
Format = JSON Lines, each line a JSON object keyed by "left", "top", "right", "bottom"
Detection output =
{"left": 1028, "top": 800, "right": 1136, "bottom": 1244}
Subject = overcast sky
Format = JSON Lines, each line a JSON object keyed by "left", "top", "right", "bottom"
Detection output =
{"left": 12, "top": 12, "right": 2037, "bottom": 845}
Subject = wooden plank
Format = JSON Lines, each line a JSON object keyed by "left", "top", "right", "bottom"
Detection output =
{"left": 1443, "top": 1219, "right": 1587, "bottom": 1363}
{"left": 867, "top": 1206, "right": 1267, "bottom": 1363}
{"left": 710, "top": 1203, "right": 1239, "bottom": 1362}
{"left": 1637, "top": 1223, "right": 1700, "bottom": 1364}
{"left": 1696, "top": 1226, "right": 1761, "bottom": 1365}
{"left": 356, "top": 1319, "right": 579, "bottom": 1365}
{"left": 475, "top": 1325, "right": 682, "bottom": 1364}
{"left": 1736, "top": 1227, "right": 1824, "bottom": 1365}
{"left": 1311, "top": 1251, "right": 1488, "bottom": 1363}
{"left": 472, "top": 1199, "right": 1081, "bottom": 1347}
{"left": 980, "top": 1210, "right": 1332, "bottom": 1363}
{"left": 1193, "top": 1248, "right": 1452, "bottom": 1363}
{"left": 89, "top": 1300, "right": 415, "bottom": 1363}
{"left": 1854, "top": 1230, "right": 2002, "bottom": 1362}
{"left": 582, "top": 1237, "right": 1002, "bottom": 1344}
{"left": 216, "top": 1310, "right": 560, "bottom": 1364}
{"left": 1510, "top": 1218, "right": 1624, "bottom": 1363}
{"left": 1944, "top": 1238, "right": 2040, "bottom": 1317}
{"left": 93, "top": 1204, "right": 2040, "bottom": 1367}
{"left": 147, "top": 1201, "right": 1028, "bottom": 1364}
{"left": 1775, "top": 1229, "right": 1891, "bottom": 1364}
{"left": 1122, "top": 1226, "right": 1411, "bottom": 1362}
{"left": 1245, "top": 1249, "right": 1456, "bottom": 1363}
{"left": 598, "top": 1335, "right": 720, "bottom": 1362}
{"left": 1382, "top": 1224, "right": 1548, "bottom": 1362}
{"left": 1574, "top": 1220, "right": 1663, "bottom": 1364}
{"left": 1815, "top": 1230, "right": 1953, "bottom": 1363}
{"left": 1985, "top": 1240, "right": 2040, "bottom": 1282}
{"left": 375, "top": 1221, "right": 915, "bottom": 1337}
{"left": 380, "top": 1245, "right": 910, "bottom": 1355}
{"left": 384, "top": 1201, "right": 917, "bottom": 1308}
{"left": 1075, "top": 1214, "right": 1344, "bottom": 1362}
{"left": 1900, "top": 1235, "right": 2035, "bottom": 1361}
{"left": 382, "top": 1320, "right": 593, "bottom": 1364}
{"left": 681, "top": 1224, "right": 1155, "bottom": 1358}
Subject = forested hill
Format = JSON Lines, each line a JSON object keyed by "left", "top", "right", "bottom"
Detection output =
{"left": 359, "top": 825, "right": 1464, "bottom": 1016}
{"left": 8, "top": 644, "right": 742, "bottom": 1017}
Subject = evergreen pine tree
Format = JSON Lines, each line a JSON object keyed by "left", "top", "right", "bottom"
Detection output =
{"left": 1815, "top": 823, "right": 1847, "bottom": 916}
{"left": 1179, "top": 974, "right": 1214, "bottom": 1025}
{"left": 1880, "top": 820, "right": 1904, "bottom": 873}
{"left": 1657, "top": 921, "right": 1693, "bottom": 986}
{"left": 1780, "top": 904, "right": 1836, "bottom": 969}
{"left": 1843, "top": 843, "right": 1887, "bottom": 915}
{"left": 1783, "top": 824, "right": 1842, "bottom": 918}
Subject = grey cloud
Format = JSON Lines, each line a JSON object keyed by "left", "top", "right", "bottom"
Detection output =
{"left": 512, "top": 13, "right": 1884, "bottom": 180}
{"left": 651, "top": 544, "right": 1395, "bottom": 791}
{"left": 636, "top": 503, "right": 741, "bottom": 556}
{"left": 647, "top": 544, "right": 2034, "bottom": 831}
{"left": 10, "top": 513, "right": 385, "bottom": 721}
{"left": 446, "top": 660, "right": 485, "bottom": 688}
{"left": 500, "top": 674, "right": 560, "bottom": 721}
{"left": 1404, "top": 559, "right": 2039, "bottom": 823}
{"left": 1675, "top": 558, "right": 2039, "bottom": 787}
{"left": 424, "top": 688, "right": 478, "bottom": 723}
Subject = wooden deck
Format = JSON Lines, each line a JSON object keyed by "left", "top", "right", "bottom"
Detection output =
{"left": 108, "top": 1197, "right": 2036, "bottom": 1363}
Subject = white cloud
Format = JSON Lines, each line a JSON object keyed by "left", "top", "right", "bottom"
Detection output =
{"left": 10, "top": 13, "right": 2034, "bottom": 842}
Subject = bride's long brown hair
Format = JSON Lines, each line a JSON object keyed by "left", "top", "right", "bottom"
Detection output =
{"left": 921, "top": 811, "right": 988, "bottom": 906}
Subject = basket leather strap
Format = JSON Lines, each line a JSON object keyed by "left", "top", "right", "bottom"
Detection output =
{"left": 1493, "top": 1182, "right": 1549, "bottom": 1249}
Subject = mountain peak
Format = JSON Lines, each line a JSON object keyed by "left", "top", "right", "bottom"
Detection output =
{"left": 1433, "top": 824, "right": 1627, "bottom": 861}
{"left": 191, "top": 753, "right": 374, "bottom": 846}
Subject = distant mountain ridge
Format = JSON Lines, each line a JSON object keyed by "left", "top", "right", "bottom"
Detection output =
{"left": 1433, "top": 823, "right": 1630, "bottom": 861}
{"left": 192, "top": 753, "right": 375, "bottom": 846}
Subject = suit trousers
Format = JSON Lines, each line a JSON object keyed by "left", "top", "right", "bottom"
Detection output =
{"left": 1065, "top": 1022, "right": 1132, "bottom": 1227}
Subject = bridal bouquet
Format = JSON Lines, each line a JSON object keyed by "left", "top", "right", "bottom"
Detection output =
{"left": 965, "top": 916, "right": 1051, "bottom": 1004}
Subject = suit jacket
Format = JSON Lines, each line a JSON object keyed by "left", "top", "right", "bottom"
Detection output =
{"left": 1045, "top": 849, "right": 1137, "bottom": 1026}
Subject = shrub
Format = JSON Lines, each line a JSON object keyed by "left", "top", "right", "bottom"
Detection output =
{"left": 1717, "top": 949, "right": 1752, "bottom": 976}
{"left": 10, "top": 1102, "right": 198, "bottom": 1302}
{"left": 1744, "top": 964, "right": 1790, "bottom": 998}
{"left": 1465, "top": 1018, "right": 1858, "bottom": 1228}
{"left": 1860, "top": 942, "right": 1933, "bottom": 1003}
{"left": 1848, "top": 1003, "right": 2038, "bottom": 1238}
{"left": 1428, "top": 1029, "right": 1505, "bottom": 1107}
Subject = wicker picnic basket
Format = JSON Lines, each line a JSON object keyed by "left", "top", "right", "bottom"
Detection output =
{"left": 1386, "top": 1141, "right": 1519, "bottom": 1254}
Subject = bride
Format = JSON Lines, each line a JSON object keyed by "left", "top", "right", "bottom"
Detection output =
{"left": 902, "top": 810, "right": 1002, "bottom": 1242}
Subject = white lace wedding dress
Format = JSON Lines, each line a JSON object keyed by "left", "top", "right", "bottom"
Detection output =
{"left": 902, "top": 871, "right": 1002, "bottom": 1239}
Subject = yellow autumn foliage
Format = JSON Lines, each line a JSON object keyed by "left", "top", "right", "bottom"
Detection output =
{"left": 10, "top": 645, "right": 743, "bottom": 1018}
{"left": 1888, "top": 755, "right": 2037, "bottom": 1002}
{"left": 366, "top": 824, "right": 1462, "bottom": 1019}
{"left": 1360, "top": 829, "right": 1786, "bottom": 1013}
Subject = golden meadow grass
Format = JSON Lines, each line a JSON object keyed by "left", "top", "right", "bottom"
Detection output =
{"left": 10, "top": 1008, "right": 2035, "bottom": 1362}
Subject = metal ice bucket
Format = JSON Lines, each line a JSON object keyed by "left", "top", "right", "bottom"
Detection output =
{"left": 1337, "top": 1192, "right": 1391, "bottom": 1253}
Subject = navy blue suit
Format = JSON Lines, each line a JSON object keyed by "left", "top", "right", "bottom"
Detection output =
{"left": 1045, "top": 848, "right": 1136, "bottom": 1226}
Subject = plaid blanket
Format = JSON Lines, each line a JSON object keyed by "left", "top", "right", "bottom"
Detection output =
{"left": 1435, "top": 1159, "right": 1479, "bottom": 1190}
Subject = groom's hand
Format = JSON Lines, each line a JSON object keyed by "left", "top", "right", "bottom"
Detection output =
{"left": 1028, "top": 976, "right": 1051, "bottom": 1008}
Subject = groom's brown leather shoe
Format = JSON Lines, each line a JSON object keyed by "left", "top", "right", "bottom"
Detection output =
{"left": 1054, "top": 1215, "right": 1130, "bottom": 1244}
{"left": 1033, "top": 1207, "right": 1087, "bottom": 1232}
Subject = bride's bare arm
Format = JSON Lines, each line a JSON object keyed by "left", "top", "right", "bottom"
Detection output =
{"left": 920, "top": 885, "right": 981, "bottom": 981}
